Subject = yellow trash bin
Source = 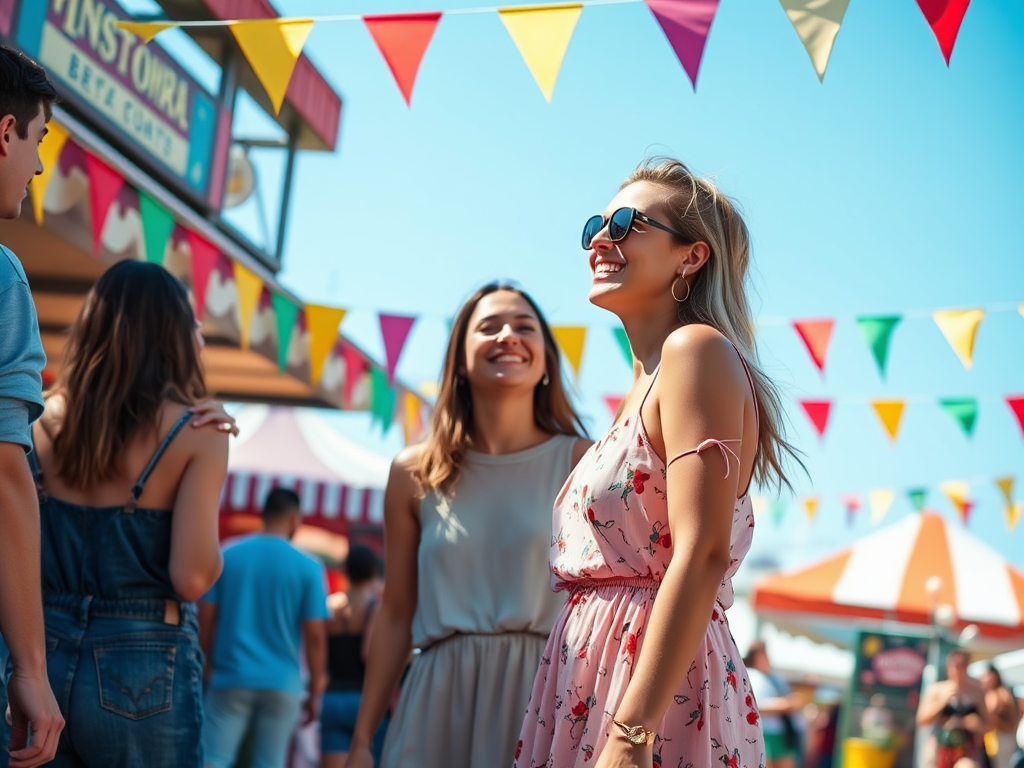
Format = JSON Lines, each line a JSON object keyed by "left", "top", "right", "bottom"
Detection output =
{"left": 842, "top": 738, "right": 897, "bottom": 768}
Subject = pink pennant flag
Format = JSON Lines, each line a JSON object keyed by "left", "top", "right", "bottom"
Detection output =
{"left": 379, "top": 314, "right": 416, "bottom": 384}
{"left": 644, "top": 0, "right": 720, "bottom": 90}
{"left": 84, "top": 152, "right": 126, "bottom": 255}
{"left": 342, "top": 343, "right": 368, "bottom": 407}
{"left": 604, "top": 395, "right": 624, "bottom": 418}
{"left": 841, "top": 493, "right": 861, "bottom": 527}
{"left": 792, "top": 318, "right": 835, "bottom": 375}
{"left": 1007, "top": 395, "right": 1024, "bottom": 440}
{"left": 185, "top": 230, "right": 220, "bottom": 321}
{"left": 916, "top": 0, "right": 972, "bottom": 65}
{"left": 798, "top": 399, "right": 832, "bottom": 438}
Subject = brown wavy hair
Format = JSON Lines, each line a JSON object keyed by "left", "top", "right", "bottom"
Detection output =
{"left": 414, "top": 283, "right": 587, "bottom": 495}
{"left": 52, "top": 260, "right": 207, "bottom": 488}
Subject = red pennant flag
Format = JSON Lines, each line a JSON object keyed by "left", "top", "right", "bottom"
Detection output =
{"left": 364, "top": 13, "right": 442, "bottom": 106}
{"left": 1007, "top": 396, "right": 1024, "bottom": 440}
{"left": 604, "top": 395, "right": 624, "bottom": 418}
{"left": 84, "top": 153, "right": 126, "bottom": 255}
{"left": 916, "top": 0, "right": 972, "bottom": 65}
{"left": 798, "top": 399, "right": 832, "bottom": 438}
{"left": 793, "top": 319, "right": 835, "bottom": 375}
{"left": 841, "top": 493, "right": 861, "bottom": 527}
{"left": 185, "top": 230, "right": 220, "bottom": 321}
{"left": 379, "top": 314, "right": 416, "bottom": 384}
{"left": 342, "top": 343, "right": 368, "bottom": 407}
{"left": 644, "top": 0, "right": 720, "bottom": 90}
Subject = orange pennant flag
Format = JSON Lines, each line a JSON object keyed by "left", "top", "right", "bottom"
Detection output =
{"left": 792, "top": 318, "right": 834, "bottom": 375}
{"left": 230, "top": 19, "right": 315, "bottom": 114}
{"left": 933, "top": 309, "right": 984, "bottom": 370}
{"left": 306, "top": 305, "right": 347, "bottom": 386}
{"left": 31, "top": 120, "right": 69, "bottom": 225}
{"left": 802, "top": 496, "right": 820, "bottom": 523}
{"left": 871, "top": 400, "right": 906, "bottom": 444}
{"left": 364, "top": 13, "right": 442, "bottom": 106}
{"left": 232, "top": 262, "right": 264, "bottom": 350}
{"left": 403, "top": 391, "right": 424, "bottom": 445}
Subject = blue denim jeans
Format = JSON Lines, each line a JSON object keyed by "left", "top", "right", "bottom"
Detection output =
{"left": 202, "top": 688, "right": 303, "bottom": 768}
{"left": 44, "top": 600, "right": 204, "bottom": 768}
{"left": 319, "top": 689, "right": 389, "bottom": 760}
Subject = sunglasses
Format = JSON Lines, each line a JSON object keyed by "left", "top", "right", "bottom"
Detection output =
{"left": 581, "top": 207, "right": 687, "bottom": 250}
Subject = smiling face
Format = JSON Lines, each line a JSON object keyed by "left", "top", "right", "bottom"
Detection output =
{"left": 462, "top": 289, "right": 547, "bottom": 391}
{"left": 0, "top": 102, "right": 47, "bottom": 219}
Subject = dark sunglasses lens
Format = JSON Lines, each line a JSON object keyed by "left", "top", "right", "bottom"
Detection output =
{"left": 582, "top": 215, "right": 603, "bottom": 250}
{"left": 608, "top": 208, "right": 634, "bottom": 241}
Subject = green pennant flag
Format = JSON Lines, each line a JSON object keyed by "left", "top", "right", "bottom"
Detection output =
{"left": 138, "top": 191, "right": 175, "bottom": 265}
{"left": 907, "top": 487, "right": 928, "bottom": 512}
{"left": 271, "top": 293, "right": 300, "bottom": 372}
{"left": 370, "top": 367, "right": 397, "bottom": 433}
{"left": 771, "top": 498, "right": 787, "bottom": 528}
{"left": 613, "top": 326, "right": 632, "bottom": 368}
{"left": 856, "top": 315, "right": 901, "bottom": 378}
{"left": 939, "top": 397, "right": 978, "bottom": 438}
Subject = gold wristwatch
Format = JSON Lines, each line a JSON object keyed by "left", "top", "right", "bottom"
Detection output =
{"left": 611, "top": 718, "right": 656, "bottom": 746}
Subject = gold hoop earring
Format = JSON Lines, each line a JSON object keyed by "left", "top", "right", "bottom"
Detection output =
{"left": 671, "top": 275, "right": 690, "bottom": 303}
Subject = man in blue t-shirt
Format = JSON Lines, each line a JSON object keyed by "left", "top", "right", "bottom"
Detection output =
{"left": 199, "top": 488, "right": 329, "bottom": 768}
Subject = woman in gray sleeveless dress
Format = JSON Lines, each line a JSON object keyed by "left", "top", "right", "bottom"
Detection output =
{"left": 346, "top": 283, "right": 592, "bottom": 768}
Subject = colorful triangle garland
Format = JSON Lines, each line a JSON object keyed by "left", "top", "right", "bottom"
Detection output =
{"left": 364, "top": 13, "right": 443, "bottom": 106}
{"left": 644, "top": 0, "right": 720, "bottom": 90}
{"left": 778, "top": 0, "right": 851, "bottom": 81}
{"left": 271, "top": 293, "right": 301, "bottom": 371}
{"left": 856, "top": 315, "right": 901, "bottom": 379}
{"left": 31, "top": 120, "right": 69, "bottom": 225}
{"left": 915, "top": 0, "right": 972, "bottom": 65}
{"left": 871, "top": 399, "right": 906, "bottom": 444}
{"left": 84, "top": 152, "right": 126, "bottom": 255}
{"left": 379, "top": 314, "right": 417, "bottom": 384}
{"left": 552, "top": 326, "right": 587, "bottom": 380}
{"left": 185, "top": 230, "right": 220, "bottom": 321}
{"left": 938, "top": 397, "right": 978, "bottom": 438}
{"left": 232, "top": 262, "right": 264, "bottom": 350}
{"left": 933, "top": 308, "right": 984, "bottom": 370}
{"left": 499, "top": 3, "right": 582, "bottom": 102}
{"left": 792, "top": 318, "right": 834, "bottom": 375}
{"left": 230, "top": 19, "right": 315, "bottom": 114}
{"left": 306, "top": 305, "right": 348, "bottom": 386}
{"left": 798, "top": 399, "right": 832, "bottom": 439}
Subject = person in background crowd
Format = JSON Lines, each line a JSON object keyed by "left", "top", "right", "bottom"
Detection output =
{"left": 346, "top": 283, "right": 591, "bottom": 768}
{"left": 319, "top": 545, "right": 386, "bottom": 768}
{"left": 918, "top": 649, "right": 990, "bottom": 768}
{"left": 0, "top": 42, "right": 64, "bottom": 768}
{"left": 981, "top": 665, "right": 1018, "bottom": 768}
{"left": 30, "top": 260, "right": 236, "bottom": 767}
{"left": 746, "top": 640, "right": 805, "bottom": 768}
{"left": 200, "top": 488, "right": 329, "bottom": 768}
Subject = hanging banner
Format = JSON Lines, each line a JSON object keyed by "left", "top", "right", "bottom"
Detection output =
{"left": 1006, "top": 396, "right": 1024, "bottom": 440}
{"left": 364, "top": 12, "right": 442, "bottom": 106}
{"left": 379, "top": 313, "right": 417, "bottom": 384}
{"left": 802, "top": 496, "right": 819, "bottom": 523}
{"left": 403, "top": 390, "right": 424, "bottom": 445}
{"left": 138, "top": 191, "right": 175, "bottom": 265}
{"left": 552, "top": 326, "right": 587, "bottom": 379}
{"left": 778, "top": 0, "right": 851, "bottom": 81}
{"left": 915, "top": 0, "right": 972, "bottom": 65}
{"left": 841, "top": 493, "right": 860, "bottom": 527}
{"left": 369, "top": 367, "right": 397, "bottom": 433}
{"left": 30, "top": 119, "right": 68, "bottom": 225}
{"left": 938, "top": 397, "right": 978, "bottom": 438}
{"left": 84, "top": 152, "right": 125, "bottom": 255}
{"left": 793, "top": 318, "right": 834, "bottom": 375}
{"left": 613, "top": 326, "right": 633, "bottom": 368}
{"left": 933, "top": 308, "right": 984, "bottom": 370}
{"left": 499, "top": 3, "right": 582, "bottom": 102}
{"left": 232, "top": 262, "right": 264, "bottom": 350}
{"left": 868, "top": 489, "right": 895, "bottom": 526}
{"left": 229, "top": 19, "right": 315, "bottom": 114}
{"left": 644, "top": 0, "right": 720, "bottom": 90}
{"left": 271, "top": 293, "right": 301, "bottom": 371}
{"left": 939, "top": 480, "right": 972, "bottom": 524}
{"left": 185, "top": 230, "right": 220, "bottom": 321}
{"left": 856, "top": 315, "right": 901, "bottom": 379}
{"left": 871, "top": 400, "right": 906, "bottom": 444}
{"left": 798, "top": 399, "right": 832, "bottom": 439}
{"left": 343, "top": 343, "right": 369, "bottom": 407}
{"left": 604, "top": 395, "right": 624, "bottom": 418}
{"left": 907, "top": 488, "right": 928, "bottom": 513}
{"left": 771, "top": 498, "right": 787, "bottom": 527}
{"left": 306, "top": 305, "right": 348, "bottom": 386}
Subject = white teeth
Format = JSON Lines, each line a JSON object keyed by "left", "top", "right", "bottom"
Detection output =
{"left": 595, "top": 263, "right": 623, "bottom": 274}
{"left": 492, "top": 354, "right": 526, "bottom": 363}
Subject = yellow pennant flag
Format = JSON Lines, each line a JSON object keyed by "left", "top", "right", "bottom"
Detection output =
{"left": 499, "top": 4, "right": 582, "bottom": 102}
{"left": 403, "top": 391, "right": 423, "bottom": 446}
{"left": 933, "top": 308, "right": 984, "bottom": 370}
{"left": 116, "top": 21, "right": 174, "bottom": 42}
{"left": 551, "top": 326, "right": 587, "bottom": 379}
{"left": 31, "top": 120, "right": 69, "bottom": 225}
{"left": 230, "top": 19, "right": 315, "bottom": 114}
{"left": 868, "top": 489, "right": 895, "bottom": 525}
{"left": 1019, "top": 303, "right": 1023, "bottom": 321}
{"left": 1008, "top": 502, "right": 1023, "bottom": 532}
{"left": 232, "top": 262, "right": 264, "bottom": 350}
{"left": 995, "top": 475, "right": 1015, "bottom": 507}
{"left": 305, "top": 304, "right": 347, "bottom": 386}
{"left": 939, "top": 480, "right": 972, "bottom": 523}
{"left": 751, "top": 496, "right": 768, "bottom": 516}
{"left": 802, "top": 496, "right": 820, "bottom": 523}
{"left": 871, "top": 399, "right": 906, "bottom": 444}
{"left": 779, "top": 0, "right": 851, "bottom": 82}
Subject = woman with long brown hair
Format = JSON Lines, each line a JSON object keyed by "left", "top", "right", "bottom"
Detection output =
{"left": 28, "top": 260, "right": 235, "bottom": 767}
{"left": 346, "top": 283, "right": 591, "bottom": 768}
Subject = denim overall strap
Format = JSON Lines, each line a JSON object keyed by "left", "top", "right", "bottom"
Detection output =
{"left": 26, "top": 431, "right": 47, "bottom": 502}
{"left": 127, "top": 411, "right": 193, "bottom": 511}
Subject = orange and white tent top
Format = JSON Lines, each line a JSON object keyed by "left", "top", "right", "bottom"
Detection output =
{"left": 752, "top": 512, "right": 1024, "bottom": 640}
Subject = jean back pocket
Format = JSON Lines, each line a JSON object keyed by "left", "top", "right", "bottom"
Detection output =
{"left": 94, "top": 643, "right": 176, "bottom": 720}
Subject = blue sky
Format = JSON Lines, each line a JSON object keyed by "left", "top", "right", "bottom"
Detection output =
{"left": 133, "top": 0, "right": 1024, "bottom": 571}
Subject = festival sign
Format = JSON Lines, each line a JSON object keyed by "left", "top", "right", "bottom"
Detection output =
{"left": 13, "top": 0, "right": 228, "bottom": 210}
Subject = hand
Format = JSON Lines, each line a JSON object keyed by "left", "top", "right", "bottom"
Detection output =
{"left": 6, "top": 667, "right": 64, "bottom": 768}
{"left": 189, "top": 400, "right": 239, "bottom": 436}
{"left": 299, "top": 694, "right": 320, "bottom": 726}
{"left": 593, "top": 734, "right": 653, "bottom": 768}
{"left": 345, "top": 744, "right": 376, "bottom": 768}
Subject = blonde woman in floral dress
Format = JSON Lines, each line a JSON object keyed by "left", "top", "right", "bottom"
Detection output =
{"left": 516, "top": 159, "right": 801, "bottom": 768}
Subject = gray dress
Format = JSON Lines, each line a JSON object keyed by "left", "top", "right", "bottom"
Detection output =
{"left": 380, "top": 435, "right": 576, "bottom": 768}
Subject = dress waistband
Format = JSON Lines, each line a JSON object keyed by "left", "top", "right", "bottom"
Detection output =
{"left": 44, "top": 593, "right": 188, "bottom": 626}
{"left": 555, "top": 576, "right": 661, "bottom": 592}
{"left": 418, "top": 629, "right": 549, "bottom": 653}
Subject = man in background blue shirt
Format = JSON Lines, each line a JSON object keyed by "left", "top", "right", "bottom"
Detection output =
{"left": 199, "top": 488, "right": 329, "bottom": 768}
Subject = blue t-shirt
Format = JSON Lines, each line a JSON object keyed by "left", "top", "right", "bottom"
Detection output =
{"left": 203, "top": 534, "right": 330, "bottom": 695}
{"left": 0, "top": 245, "right": 45, "bottom": 451}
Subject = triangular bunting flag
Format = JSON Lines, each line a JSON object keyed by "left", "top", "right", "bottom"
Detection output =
{"left": 778, "top": 0, "right": 851, "bottom": 81}
{"left": 613, "top": 326, "right": 633, "bottom": 368}
{"left": 84, "top": 152, "right": 126, "bottom": 255}
{"left": 232, "top": 262, "right": 264, "bottom": 350}
{"left": 364, "top": 13, "right": 442, "bottom": 106}
{"left": 1008, "top": 502, "right": 1023, "bottom": 533}
{"left": 915, "top": 0, "right": 972, "bottom": 65}
{"left": 644, "top": 0, "right": 720, "bottom": 90}
{"left": 552, "top": 326, "right": 587, "bottom": 380}
{"left": 343, "top": 344, "right": 368, "bottom": 407}
{"left": 1019, "top": 303, "right": 1023, "bottom": 321}
{"left": 604, "top": 395, "right": 624, "bottom": 419}
{"left": 771, "top": 498, "right": 787, "bottom": 528}
{"left": 802, "top": 496, "right": 819, "bottom": 523}
{"left": 798, "top": 399, "right": 832, "bottom": 439}
{"left": 138, "top": 192, "right": 175, "bottom": 265}
{"left": 185, "top": 230, "right": 220, "bottom": 321}
{"left": 856, "top": 315, "right": 901, "bottom": 379}
{"left": 402, "top": 391, "right": 423, "bottom": 445}
{"left": 369, "top": 367, "right": 397, "bottom": 433}
{"left": 933, "top": 308, "right": 984, "bottom": 370}
{"left": 871, "top": 399, "right": 906, "bottom": 444}
{"left": 939, "top": 480, "right": 972, "bottom": 524}
{"left": 499, "top": 3, "right": 582, "bottom": 102}
{"left": 379, "top": 314, "right": 417, "bottom": 384}
{"left": 306, "top": 305, "right": 347, "bottom": 386}
{"left": 271, "top": 293, "right": 301, "bottom": 371}
{"left": 792, "top": 318, "right": 834, "bottom": 375}
{"left": 868, "top": 489, "right": 895, "bottom": 526}
{"left": 230, "top": 19, "right": 315, "bottom": 114}
{"left": 995, "top": 476, "right": 1015, "bottom": 508}
{"left": 907, "top": 488, "right": 928, "bottom": 513}
{"left": 116, "top": 21, "right": 174, "bottom": 42}
{"left": 1006, "top": 396, "right": 1024, "bottom": 440}
{"left": 841, "top": 493, "right": 861, "bottom": 527}
{"left": 30, "top": 120, "right": 68, "bottom": 225}
{"left": 938, "top": 397, "right": 978, "bottom": 438}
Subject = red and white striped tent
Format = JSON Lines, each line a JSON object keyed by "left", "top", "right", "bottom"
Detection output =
{"left": 220, "top": 405, "right": 391, "bottom": 537}
{"left": 752, "top": 512, "right": 1024, "bottom": 646}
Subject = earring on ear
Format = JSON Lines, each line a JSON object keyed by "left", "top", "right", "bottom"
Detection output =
{"left": 671, "top": 271, "right": 690, "bottom": 303}
{"left": 541, "top": 372, "right": 550, "bottom": 386}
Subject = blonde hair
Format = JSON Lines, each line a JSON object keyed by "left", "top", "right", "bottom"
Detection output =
{"left": 623, "top": 158, "right": 802, "bottom": 491}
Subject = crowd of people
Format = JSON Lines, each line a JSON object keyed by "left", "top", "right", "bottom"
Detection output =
{"left": 0, "top": 40, "right": 1021, "bottom": 768}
